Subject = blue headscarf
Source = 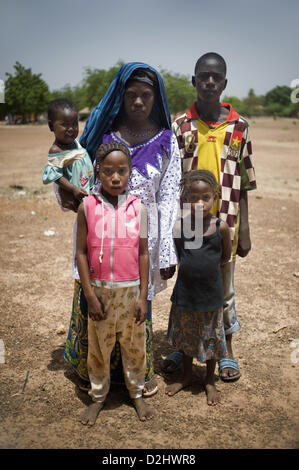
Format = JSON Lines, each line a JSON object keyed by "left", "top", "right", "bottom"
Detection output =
{"left": 80, "top": 62, "right": 171, "bottom": 161}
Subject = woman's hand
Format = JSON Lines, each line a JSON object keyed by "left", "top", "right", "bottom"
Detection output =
{"left": 160, "top": 266, "right": 176, "bottom": 280}
{"left": 73, "top": 186, "right": 88, "bottom": 201}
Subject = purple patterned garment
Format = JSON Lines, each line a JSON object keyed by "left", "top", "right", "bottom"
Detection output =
{"left": 101, "top": 130, "right": 172, "bottom": 179}
{"left": 94, "top": 128, "right": 181, "bottom": 300}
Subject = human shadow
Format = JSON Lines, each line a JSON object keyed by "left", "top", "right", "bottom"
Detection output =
{"left": 47, "top": 343, "right": 133, "bottom": 411}
{"left": 153, "top": 329, "right": 220, "bottom": 397}
{"left": 47, "top": 326, "right": 220, "bottom": 407}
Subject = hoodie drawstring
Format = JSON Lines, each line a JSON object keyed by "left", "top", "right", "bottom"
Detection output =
{"left": 99, "top": 200, "right": 104, "bottom": 263}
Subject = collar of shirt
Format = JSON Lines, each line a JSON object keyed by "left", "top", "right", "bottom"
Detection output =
{"left": 186, "top": 102, "right": 240, "bottom": 124}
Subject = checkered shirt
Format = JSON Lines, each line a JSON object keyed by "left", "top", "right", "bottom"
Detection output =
{"left": 172, "top": 104, "right": 257, "bottom": 242}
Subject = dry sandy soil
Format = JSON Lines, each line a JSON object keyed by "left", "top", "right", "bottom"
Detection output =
{"left": 0, "top": 118, "right": 298, "bottom": 453}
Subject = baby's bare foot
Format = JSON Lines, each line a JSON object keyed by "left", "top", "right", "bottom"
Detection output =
{"left": 79, "top": 402, "right": 104, "bottom": 426}
{"left": 205, "top": 383, "right": 221, "bottom": 406}
{"left": 133, "top": 397, "right": 154, "bottom": 421}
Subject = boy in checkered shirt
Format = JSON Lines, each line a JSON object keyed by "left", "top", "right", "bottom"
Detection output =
{"left": 163, "top": 52, "right": 256, "bottom": 381}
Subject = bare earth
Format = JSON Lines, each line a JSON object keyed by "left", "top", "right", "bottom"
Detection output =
{"left": 0, "top": 118, "right": 298, "bottom": 451}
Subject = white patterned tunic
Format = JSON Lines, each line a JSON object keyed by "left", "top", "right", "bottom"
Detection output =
{"left": 99, "top": 129, "right": 181, "bottom": 300}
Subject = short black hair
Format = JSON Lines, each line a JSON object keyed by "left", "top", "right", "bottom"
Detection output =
{"left": 47, "top": 98, "right": 77, "bottom": 122}
{"left": 181, "top": 170, "right": 219, "bottom": 202}
{"left": 194, "top": 52, "right": 227, "bottom": 76}
{"left": 95, "top": 141, "right": 132, "bottom": 172}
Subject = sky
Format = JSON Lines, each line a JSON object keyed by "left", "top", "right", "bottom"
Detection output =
{"left": 1, "top": 0, "right": 298, "bottom": 99}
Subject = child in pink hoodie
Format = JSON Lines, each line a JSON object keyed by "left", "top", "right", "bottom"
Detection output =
{"left": 76, "top": 141, "right": 153, "bottom": 425}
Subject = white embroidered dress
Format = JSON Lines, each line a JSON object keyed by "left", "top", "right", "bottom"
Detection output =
{"left": 99, "top": 129, "right": 181, "bottom": 300}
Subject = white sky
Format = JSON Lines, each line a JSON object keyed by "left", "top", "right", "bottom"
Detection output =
{"left": 1, "top": 0, "right": 298, "bottom": 99}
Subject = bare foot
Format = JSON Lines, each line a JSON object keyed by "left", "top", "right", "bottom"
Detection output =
{"left": 79, "top": 402, "right": 104, "bottom": 426}
{"left": 133, "top": 397, "right": 154, "bottom": 421}
{"left": 205, "top": 383, "right": 221, "bottom": 406}
{"left": 165, "top": 376, "right": 192, "bottom": 397}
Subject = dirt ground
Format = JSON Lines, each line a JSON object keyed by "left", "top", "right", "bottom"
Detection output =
{"left": 0, "top": 117, "right": 298, "bottom": 451}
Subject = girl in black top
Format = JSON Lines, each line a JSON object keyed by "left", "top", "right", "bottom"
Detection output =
{"left": 166, "top": 170, "right": 232, "bottom": 405}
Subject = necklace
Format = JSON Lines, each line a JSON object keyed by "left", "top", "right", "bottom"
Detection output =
{"left": 122, "top": 125, "right": 157, "bottom": 138}
{"left": 54, "top": 140, "right": 76, "bottom": 150}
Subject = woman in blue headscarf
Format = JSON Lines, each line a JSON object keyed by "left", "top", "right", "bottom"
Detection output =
{"left": 64, "top": 62, "right": 181, "bottom": 396}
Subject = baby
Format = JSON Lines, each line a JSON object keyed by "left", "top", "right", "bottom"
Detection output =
{"left": 42, "top": 98, "right": 94, "bottom": 211}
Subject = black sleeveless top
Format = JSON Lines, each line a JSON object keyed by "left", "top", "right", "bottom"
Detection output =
{"left": 171, "top": 218, "right": 223, "bottom": 313}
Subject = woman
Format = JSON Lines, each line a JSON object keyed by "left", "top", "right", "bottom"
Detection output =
{"left": 64, "top": 62, "right": 181, "bottom": 396}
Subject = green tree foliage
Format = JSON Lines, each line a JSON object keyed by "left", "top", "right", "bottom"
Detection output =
{"left": 83, "top": 61, "right": 124, "bottom": 109}
{"left": 49, "top": 63, "right": 196, "bottom": 116}
{"left": 51, "top": 83, "right": 87, "bottom": 111}
{"left": 4, "top": 61, "right": 299, "bottom": 122}
{"left": 265, "top": 85, "right": 291, "bottom": 106}
{"left": 225, "top": 89, "right": 265, "bottom": 117}
{"left": 160, "top": 69, "right": 196, "bottom": 116}
{"left": 5, "top": 62, "right": 50, "bottom": 119}
{"left": 50, "top": 61, "right": 124, "bottom": 112}
{"left": 82, "top": 63, "right": 196, "bottom": 115}
{"left": 225, "top": 86, "right": 299, "bottom": 118}
{"left": 264, "top": 85, "right": 299, "bottom": 117}
{"left": 223, "top": 95, "right": 247, "bottom": 115}
{"left": 242, "top": 88, "right": 265, "bottom": 116}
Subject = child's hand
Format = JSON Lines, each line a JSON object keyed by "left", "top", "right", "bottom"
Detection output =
{"left": 160, "top": 266, "right": 176, "bottom": 280}
{"left": 134, "top": 297, "right": 148, "bottom": 325}
{"left": 87, "top": 294, "right": 106, "bottom": 321}
{"left": 73, "top": 186, "right": 88, "bottom": 201}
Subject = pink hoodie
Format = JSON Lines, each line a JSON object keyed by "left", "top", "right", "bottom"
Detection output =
{"left": 84, "top": 192, "right": 140, "bottom": 283}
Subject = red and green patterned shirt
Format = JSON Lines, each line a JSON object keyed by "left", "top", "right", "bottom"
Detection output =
{"left": 172, "top": 102, "right": 257, "bottom": 256}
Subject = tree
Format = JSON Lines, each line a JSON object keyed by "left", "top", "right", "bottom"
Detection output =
{"left": 79, "top": 63, "right": 196, "bottom": 115}
{"left": 5, "top": 62, "right": 50, "bottom": 120}
{"left": 264, "top": 85, "right": 299, "bottom": 117}
{"left": 223, "top": 95, "right": 247, "bottom": 116}
{"left": 51, "top": 83, "right": 87, "bottom": 111}
{"left": 265, "top": 85, "right": 292, "bottom": 107}
{"left": 82, "top": 61, "right": 124, "bottom": 109}
{"left": 242, "top": 88, "right": 265, "bottom": 116}
{"left": 160, "top": 69, "right": 196, "bottom": 116}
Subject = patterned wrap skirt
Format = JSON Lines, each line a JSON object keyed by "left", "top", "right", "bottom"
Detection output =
{"left": 64, "top": 280, "right": 154, "bottom": 383}
{"left": 167, "top": 303, "right": 228, "bottom": 363}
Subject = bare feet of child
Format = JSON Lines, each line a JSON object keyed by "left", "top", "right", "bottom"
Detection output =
{"left": 79, "top": 402, "right": 104, "bottom": 426}
{"left": 133, "top": 397, "right": 154, "bottom": 421}
{"left": 205, "top": 381, "right": 221, "bottom": 406}
{"left": 204, "top": 360, "right": 220, "bottom": 405}
{"left": 165, "top": 373, "right": 192, "bottom": 396}
{"left": 165, "top": 354, "right": 193, "bottom": 396}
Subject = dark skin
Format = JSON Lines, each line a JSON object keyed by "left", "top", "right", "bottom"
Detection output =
{"left": 77, "top": 150, "right": 154, "bottom": 424}
{"left": 48, "top": 107, "right": 87, "bottom": 211}
{"left": 76, "top": 151, "right": 149, "bottom": 324}
{"left": 166, "top": 181, "right": 232, "bottom": 404}
{"left": 59, "top": 78, "right": 174, "bottom": 395}
{"left": 191, "top": 56, "right": 251, "bottom": 258}
{"left": 192, "top": 55, "right": 251, "bottom": 378}
{"left": 164, "top": 55, "right": 251, "bottom": 379}
{"left": 113, "top": 80, "right": 175, "bottom": 282}
{"left": 112, "top": 80, "right": 175, "bottom": 394}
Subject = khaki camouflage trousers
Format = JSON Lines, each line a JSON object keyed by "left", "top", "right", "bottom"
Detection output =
{"left": 87, "top": 285, "right": 146, "bottom": 403}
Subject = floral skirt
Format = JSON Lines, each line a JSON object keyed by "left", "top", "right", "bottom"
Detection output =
{"left": 167, "top": 303, "right": 228, "bottom": 363}
{"left": 64, "top": 280, "right": 154, "bottom": 383}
